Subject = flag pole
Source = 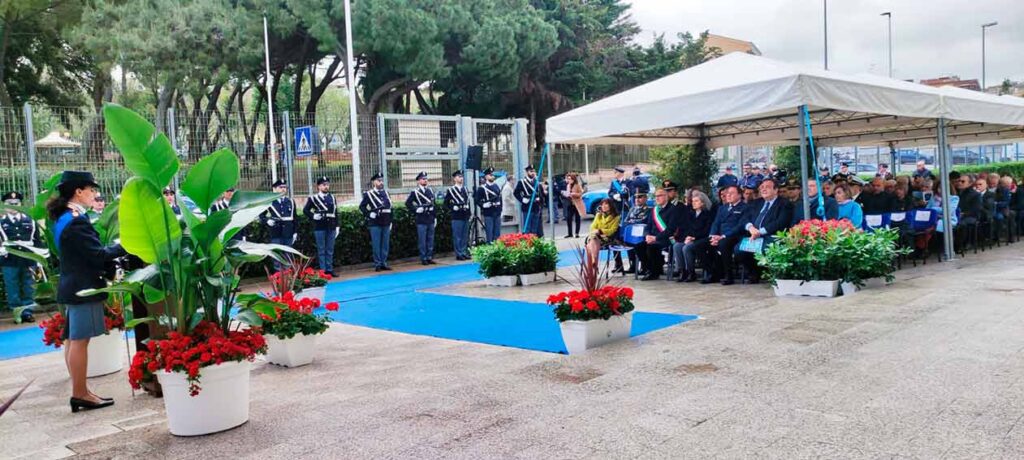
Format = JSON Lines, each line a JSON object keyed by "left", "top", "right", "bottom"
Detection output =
{"left": 263, "top": 15, "right": 278, "bottom": 183}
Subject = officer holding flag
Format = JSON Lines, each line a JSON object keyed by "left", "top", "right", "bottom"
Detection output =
{"left": 405, "top": 171, "right": 437, "bottom": 265}
{"left": 513, "top": 164, "right": 547, "bottom": 236}
{"left": 359, "top": 173, "right": 393, "bottom": 272}
{"left": 303, "top": 177, "right": 338, "bottom": 276}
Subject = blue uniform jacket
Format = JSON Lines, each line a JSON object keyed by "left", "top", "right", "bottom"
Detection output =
{"left": 444, "top": 185, "right": 471, "bottom": 221}
{"left": 405, "top": 186, "right": 437, "bottom": 225}
{"left": 359, "top": 188, "right": 393, "bottom": 227}
{"left": 303, "top": 193, "right": 338, "bottom": 231}
{"left": 709, "top": 201, "right": 750, "bottom": 238}
{"left": 55, "top": 211, "right": 126, "bottom": 304}
{"left": 260, "top": 197, "right": 297, "bottom": 239}
{"left": 475, "top": 183, "right": 503, "bottom": 217}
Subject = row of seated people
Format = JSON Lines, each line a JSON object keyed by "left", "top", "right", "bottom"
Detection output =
{"left": 585, "top": 179, "right": 794, "bottom": 285}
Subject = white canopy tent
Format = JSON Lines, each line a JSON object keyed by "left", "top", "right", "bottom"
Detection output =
{"left": 34, "top": 131, "right": 81, "bottom": 149}
{"left": 546, "top": 52, "right": 1024, "bottom": 261}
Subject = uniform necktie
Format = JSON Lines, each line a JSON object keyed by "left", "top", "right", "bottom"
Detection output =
{"left": 756, "top": 201, "right": 772, "bottom": 228}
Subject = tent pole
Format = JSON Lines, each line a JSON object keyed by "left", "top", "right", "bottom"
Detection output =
{"left": 798, "top": 106, "right": 811, "bottom": 220}
{"left": 937, "top": 118, "right": 955, "bottom": 261}
{"left": 547, "top": 143, "right": 555, "bottom": 240}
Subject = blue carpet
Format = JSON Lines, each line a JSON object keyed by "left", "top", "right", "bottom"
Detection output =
{"left": 324, "top": 292, "right": 696, "bottom": 354}
{"left": 2, "top": 250, "right": 697, "bottom": 359}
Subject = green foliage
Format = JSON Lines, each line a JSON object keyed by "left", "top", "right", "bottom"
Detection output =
{"left": 92, "top": 103, "right": 297, "bottom": 337}
{"left": 772, "top": 146, "right": 815, "bottom": 179}
{"left": 756, "top": 220, "right": 908, "bottom": 284}
{"left": 0, "top": 1, "right": 91, "bottom": 107}
{"left": 651, "top": 144, "right": 718, "bottom": 193}
{"left": 955, "top": 161, "right": 1024, "bottom": 180}
{"left": 470, "top": 234, "right": 557, "bottom": 278}
{"left": 261, "top": 309, "right": 330, "bottom": 341}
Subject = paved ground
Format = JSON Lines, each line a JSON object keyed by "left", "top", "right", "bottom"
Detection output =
{"left": 2, "top": 235, "right": 1024, "bottom": 459}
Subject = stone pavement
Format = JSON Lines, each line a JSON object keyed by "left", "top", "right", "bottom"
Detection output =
{"left": 2, "top": 238, "right": 1024, "bottom": 459}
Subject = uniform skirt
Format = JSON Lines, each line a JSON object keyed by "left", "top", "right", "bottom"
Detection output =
{"left": 63, "top": 301, "right": 106, "bottom": 340}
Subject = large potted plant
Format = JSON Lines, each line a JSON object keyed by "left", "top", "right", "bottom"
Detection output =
{"left": 260, "top": 291, "right": 339, "bottom": 367}
{"left": 755, "top": 219, "right": 858, "bottom": 298}
{"left": 88, "top": 104, "right": 296, "bottom": 436}
{"left": 38, "top": 298, "right": 126, "bottom": 377}
{"left": 471, "top": 233, "right": 558, "bottom": 286}
{"left": 547, "top": 247, "right": 635, "bottom": 353}
{"left": 269, "top": 256, "right": 332, "bottom": 303}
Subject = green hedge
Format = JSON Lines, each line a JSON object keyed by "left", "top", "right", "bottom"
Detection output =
{"left": 240, "top": 201, "right": 454, "bottom": 276}
{"left": 955, "top": 161, "right": 1024, "bottom": 179}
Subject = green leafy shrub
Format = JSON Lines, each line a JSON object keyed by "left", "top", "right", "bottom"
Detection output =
{"left": 955, "top": 160, "right": 1024, "bottom": 179}
{"left": 471, "top": 233, "right": 557, "bottom": 278}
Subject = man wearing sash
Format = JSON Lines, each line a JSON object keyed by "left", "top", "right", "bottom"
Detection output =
{"left": 359, "top": 173, "right": 393, "bottom": 272}
{"left": 445, "top": 170, "right": 471, "bottom": 260}
{"left": 405, "top": 171, "right": 437, "bottom": 265}
{"left": 513, "top": 164, "right": 547, "bottom": 236}
{"left": 634, "top": 188, "right": 681, "bottom": 281}
{"left": 303, "top": 177, "right": 339, "bottom": 276}
{"left": 474, "top": 167, "right": 503, "bottom": 243}
{"left": 261, "top": 180, "right": 297, "bottom": 268}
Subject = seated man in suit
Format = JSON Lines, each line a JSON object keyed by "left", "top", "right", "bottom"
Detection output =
{"left": 791, "top": 178, "right": 838, "bottom": 225}
{"left": 633, "top": 188, "right": 681, "bottom": 281}
{"left": 734, "top": 179, "right": 793, "bottom": 284}
{"left": 690, "top": 185, "right": 748, "bottom": 285}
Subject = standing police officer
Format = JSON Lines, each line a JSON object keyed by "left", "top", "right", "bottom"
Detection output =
{"left": 608, "top": 166, "right": 631, "bottom": 214}
{"left": 303, "top": 177, "right": 339, "bottom": 276}
{"left": 405, "top": 171, "right": 437, "bottom": 265}
{"left": 359, "top": 173, "right": 393, "bottom": 272}
{"left": 475, "top": 167, "right": 502, "bottom": 243}
{"left": 445, "top": 170, "right": 471, "bottom": 260}
{"left": 261, "top": 180, "right": 297, "bottom": 269}
{"left": 514, "top": 164, "right": 547, "bottom": 236}
{"left": 1, "top": 192, "right": 41, "bottom": 322}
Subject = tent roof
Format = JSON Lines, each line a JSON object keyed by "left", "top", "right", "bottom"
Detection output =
{"left": 34, "top": 131, "right": 81, "bottom": 148}
{"left": 547, "top": 53, "right": 1024, "bottom": 149}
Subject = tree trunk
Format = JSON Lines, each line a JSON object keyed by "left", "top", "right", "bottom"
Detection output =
{"left": 155, "top": 83, "right": 176, "bottom": 135}
{"left": 85, "top": 67, "right": 113, "bottom": 162}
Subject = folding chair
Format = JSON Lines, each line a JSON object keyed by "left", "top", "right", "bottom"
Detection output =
{"left": 863, "top": 214, "right": 891, "bottom": 232}
{"left": 606, "top": 223, "right": 646, "bottom": 279}
{"left": 905, "top": 209, "right": 938, "bottom": 266}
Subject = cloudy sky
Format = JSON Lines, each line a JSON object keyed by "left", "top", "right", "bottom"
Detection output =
{"left": 625, "top": 0, "right": 1023, "bottom": 87}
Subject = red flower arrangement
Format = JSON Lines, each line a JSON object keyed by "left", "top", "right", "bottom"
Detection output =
{"left": 39, "top": 302, "right": 125, "bottom": 349}
{"left": 548, "top": 286, "right": 635, "bottom": 322}
{"left": 128, "top": 321, "right": 267, "bottom": 396}
{"left": 497, "top": 232, "right": 537, "bottom": 248}
{"left": 259, "top": 290, "right": 340, "bottom": 341}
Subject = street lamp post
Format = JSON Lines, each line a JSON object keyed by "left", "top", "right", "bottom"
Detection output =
{"left": 981, "top": 22, "right": 998, "bottom": 91}
{"left": 881, "top": 12, "right": 892, "bottom": 78}
{"left": 823, "top": 0, "right": 829, "bottom": 70}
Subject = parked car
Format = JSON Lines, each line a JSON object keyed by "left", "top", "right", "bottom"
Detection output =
{"left": 896, "top": 150, "right": 935, "bottom": 165}
{"left": 832, "top": 163, "right": 879, "bottom": 174}
{"left": 581, "top": 174, "right": 656, "bottom": 216}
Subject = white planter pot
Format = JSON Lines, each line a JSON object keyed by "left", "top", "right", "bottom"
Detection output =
{"left": 518, "top": 272, "right": 555, "bottom": 286}
{"left": 265, "top": 333, "right": 319, "bottom": 367}
{"left": 298, "top": 286, "right": 326, "bottom": 303}
{"left": 559, "top": 312, "right": 634, "bottom": 354}
{"left": 485, "top": 275, "right": 519, "bottom": 287}
{"left": 156, "top": 360, "right": 252, "bottom": 436}
{"left": 773, "top": 279, "right": 840, "bottom": 298}
{"left": 87, "top": 330, "right": 124, "bottom": 378}
{"left": 840, "top": 281, "right": 859, "bottom": 296}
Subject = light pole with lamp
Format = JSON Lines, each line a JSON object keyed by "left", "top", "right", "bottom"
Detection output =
{"left": 981, "top": 22, "right": 998, "bottom": 91}
{"left": 881, "top": 12, "right": 893, "bottom": 78}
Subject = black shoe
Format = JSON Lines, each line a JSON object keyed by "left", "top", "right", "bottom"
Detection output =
{"left": 564, "top": 235, "right": 573, "bottom": 239}
{"left": 375, "top": 267, "right": 381, "bottom": 272}
{"left": 422, "top": 261, "right": 429, "bottom": 266}
{"left": 381, "top": 266, "right": 393, "bottom": 271}
{"left": 623, "top": 266, "right": 635, "bottom": 274}
{"left": 641, "top": 273, "right": 661, "bottom": 281}
{"left": 700, "top": 276, "right": 718, "bottom": 284}
{"left": 21, "top": 313, "right": 35, "bottom": 323}
{"left": 676, "top": 274, "right": 687, "bottom": 283}
{"left": 70, "top": 397, "right": 114, "bottom": 413}
{"left": 684, "top": 271, "right": 698, "bottom": 283}
{"left": 721, "top": 278, "right": 735, "bottom": 286}
{"left": 427, "top": 260, "right": 437, "bottom": 265}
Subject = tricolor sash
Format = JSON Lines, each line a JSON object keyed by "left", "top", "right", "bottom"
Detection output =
{"left": 653, "top": 206, "right": 667, "bottom": 233}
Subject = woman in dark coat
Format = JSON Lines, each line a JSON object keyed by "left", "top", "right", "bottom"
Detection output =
{"left": 672, "top": 191, "right": 714, "bottom": 282}
{"left": 49, "top": 171, "right": 126, "bottom": 412}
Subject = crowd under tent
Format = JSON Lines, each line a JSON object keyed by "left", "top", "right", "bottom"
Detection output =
{"left": 545, "top": 52, "right": 1024, "bottom": 261}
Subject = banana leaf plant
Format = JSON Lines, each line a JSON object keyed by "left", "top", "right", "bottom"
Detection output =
{"left": 81, "top": 104, "right": 295, "bottom": 335}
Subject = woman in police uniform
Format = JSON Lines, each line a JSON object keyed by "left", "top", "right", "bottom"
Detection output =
{"left": 47, "top": 171, "right": 126, "bottom": 412}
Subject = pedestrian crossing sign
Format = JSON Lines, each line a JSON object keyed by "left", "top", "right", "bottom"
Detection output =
{"left": 295, "top": 126, "right": 313, "bottom": 158}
